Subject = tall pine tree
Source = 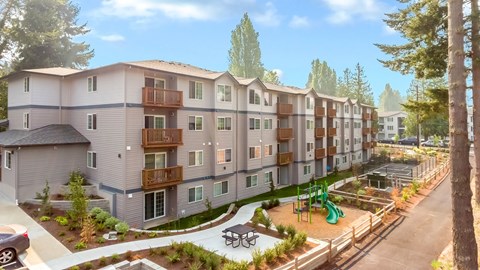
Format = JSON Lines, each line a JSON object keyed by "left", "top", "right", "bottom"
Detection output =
{"left": 305, "top": 59, "right": 336, "bottom": 96}
{"left": 351, "top": 63, "right": 374, "bottom": 105}
{"left": 228, "top": 13, "right": 265, "bottom": 79}
{"left": 378, "top": 83, "right": 403, "bottom": 112}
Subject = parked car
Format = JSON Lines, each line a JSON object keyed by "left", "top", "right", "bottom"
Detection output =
{"left": 0, "top": 224, "right": 30, "bottom": 265}
{"left": 378, "top": 137, "right": 395, "bottom": 144}
{"left": 398, "top": 137, "right": 419, "bottom": 146}
{"left": 421, "top": 140, "right": 436, "bottom": 147}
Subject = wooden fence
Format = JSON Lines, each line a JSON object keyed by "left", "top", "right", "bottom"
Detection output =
{"left": 275, "top": 159, "right": 451, "bottom": 270}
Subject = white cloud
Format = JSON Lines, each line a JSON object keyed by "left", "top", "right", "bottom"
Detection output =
{"left": 100, "top": 34, "right": 125, "bottom": 42}
{"left": 252, "top": 2, "right": 281, "bottom": 27}
{"left": 289, "top": 15, "right": 309, "bottom": 28}
{"left": 322, "top": 0, "right": 385, "bottom": 24}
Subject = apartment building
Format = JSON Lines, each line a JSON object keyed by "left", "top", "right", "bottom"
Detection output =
{"left": 0, "top": 60, "right": 376, "bottom": 228}
{"left": 468, "top": 106, "right": 474, "bottom": 142}
{"left": 377, "top": 111, "right": 407, "bottom": 140}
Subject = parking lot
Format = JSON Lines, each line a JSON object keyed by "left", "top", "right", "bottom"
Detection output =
{"left": 2, "top": 259, "right": 24, "bottom": 270}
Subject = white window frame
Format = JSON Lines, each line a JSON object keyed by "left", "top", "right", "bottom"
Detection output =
{"left": 213, "top": 181, "right": 229, "bottom": 197}
{"left": 343, "top": 156, "right": 348, "bottom": 163}
{"left": 217, "top": 84, "right": 232, "bottom": 102}
{"left": 246, "top": 175, "right": 258, "bottom": 188}
{"left": 87, "top": 76, "right": 97, "bottom": 92}
{"left": 264, "top": 92, "right": 272, "bottom": 106}
{"left": 188, "top": 116, "right": 203, "bottom": 131}
{"left": 306, "top": 97, "right": 314, "bottom": 109}
{"left": 144, "top": 190, "right": 166, "bottom": 221}
{"left": 189, "top": 81, "right": 203, "bottom": 100}
{"left": 264, "top": 144, "right": 273, "bottom": 157}
{"left": 24, "top": 77, "right": 30, "bottom": 93}
{"left": 265, "top": 171, "right": 273, "bottom": 184}
{"left": 249, "top": 118, "right": 261, "bottom": 130}
{"left": 303, "top": 165, "right": 311, "bottom": 175}
{"left": 217, "top": 117, "right": 232, "bottom": 131}
{"left": 87, "top": 113, "right": 97, "bottom": 130}
{"left": 144, "top": 152, "right": 167, "bottom": 169}
{"left": 217, "top": 148, "right": 232, "bottom": 164}
{"left": 249, "top": 89, "right": 261, "bottom": 105}
{"left": 249, "top": 146, "right": 261, "bottom": 159}
{"left": 4, "top": 151, "right": 11, "bottom": 170}
{"left": 307, "top": 142, "right": 314, "bottom": 152}
{"left": 188, "top": 185, "right": 203, "bottom": 203}
{"left": 306, "top": 120, "right": 314, "bottom": 130}
{"left": 23, "top": 112, "right": 29, "bottom": 129}
{"left": 264, "top": 118, "right": 273, "bottom": 130}
{"left": 87, "top": 151, "right": 97, "bottom": 169}
{"left": 188, "top": 150, "right": 203, "bottom": 167}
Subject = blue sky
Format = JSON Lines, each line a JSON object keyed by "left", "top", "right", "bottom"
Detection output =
{"left": 73, "top": 0, "right": 414, "bottom": 104}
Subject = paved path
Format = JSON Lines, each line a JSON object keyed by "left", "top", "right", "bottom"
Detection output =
{"left": 323, "top": 173, "right": 452, "bottom": 270}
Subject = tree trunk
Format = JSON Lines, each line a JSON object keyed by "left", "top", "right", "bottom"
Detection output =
{"left": 472, "top": 0, "right": 480, "bottom": 205}
{"left": 448, "top": 0, "right": 478, "bottom": 268}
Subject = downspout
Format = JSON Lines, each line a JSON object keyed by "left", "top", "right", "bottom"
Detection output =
{"left": 122, "top": 67, "right": 128, "bottom": 221}
{"left": 14, "top": 147, "right": 20, "bottom": 205}
{"left": 235, "top": 85, "right": 239, "bottom": 201}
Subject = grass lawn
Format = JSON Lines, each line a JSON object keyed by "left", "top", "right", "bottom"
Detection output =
{"left": 155, "top": 171, "right": 352, "bottom": 230}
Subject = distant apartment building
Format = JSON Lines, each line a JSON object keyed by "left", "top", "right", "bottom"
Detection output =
{"left": 377, "top": 111, "right": 407, "bottom": 140}
{"left": 0, "top": 61, "right": 376, "bottom": 228}
{"left": 468, "top": 106, "right": 474, "bottom": 142}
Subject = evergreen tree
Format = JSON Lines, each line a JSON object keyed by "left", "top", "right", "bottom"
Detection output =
{"left": 0, "top": 0, "right": 21, "bottom": 63}
{"left": 351, "top": 63, "right": 374, "bottom": 105}
{"left": 305, "top": 59, "right": 336, "bottom": 96}
{"left": 12, "top": 0, "right": 94, "bottom": 70}
{"left": 228, "top": 13, "right": 264, "bottom": 79}
{"left": 378, "top": 84, "right": 403, "bottom": 112}
{"left": 336, "top": 68, "right": 353, "bottom": 98}
{"left": 263, "top": 70, "right": 281, "bottom": 85}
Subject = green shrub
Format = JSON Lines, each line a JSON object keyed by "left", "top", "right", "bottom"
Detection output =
{"left": 104, "top": 216, "right": 120, "bottom": 229}
{"left": 332, "top": 195, "right": 344, "bottom": 204}
{"left": 261, "top": 201, "right": 269, "bottom": 210}
{"left": 89, "top": 207, "right": 104, "bottom": 217}
{"left": 98, "top": 256, "right": 107, "bottom": 267}
{"left": 283, "top": 238, "right": 295, "bottom": 252}
{"left": 274, "top": 242, "right": 285, "bottom": 257}
{"left": 83, "top": 262, "right": 93, "bottom": 270}
{"left": 74, "top": 241, "right": 87, "bottom": 250}
{"left": 352, "top": 179, "right": 362, "bottom": 191}
{"left": 96, "top": 237, "right": 106, "bottom": 244}
{"left": 285, "top": 224, "right": 297, "bottom": 238}
{"left": 411, "top": 180, "right": 421, "bottom": 193}
{"left": 111, "top": 253, "right": 120, "bottom": 263}
{"left": 293, "top": 232, "right": 308, "bottom": 247}
{"left": 115, "top": 222, "right": 130, "bottom": 234}
{"left": 96, "top": 222, "right": 106, "bottom": 232}
{"left": 251, "top": 248, "right": 263, "bottom": 269}
{"left": 262, "top": 216, "right": 273, "bottom": 230}
{"left": 134, "top": 231, "right": 142, "bottom": 239}
{"left": 276, "top": 224, "right": 286, "bottom": 236}
{"left": 188, "top": 260, "right": 203, "bottom": 270}
{"left": 263, "top": 248, "right": 277, "bottom": 263}
{"left": 205, "top": 254, "right": 221, "bottom": 270}
{"left": 95, "top": 211, "right": 110, "bottom": 224}
{"left": 357, "top": 189, "right": 367, "bottom": 196}
{"left": 166, "top": 252, "right": 181, "bottom": 264}
{"left": 39, "top": 216, "right": 51, "bottom": 222}
{"left": 148, "top": 231, "right": 157, "bottom": 238}
{"left": 69, "top": 266, "right": 80, "bottom": 270}
{"left": 55, "top": 216, "right": 68, "bottom": 226}
{"left": 273, "top": 198, "right": 280, "bottom": 207}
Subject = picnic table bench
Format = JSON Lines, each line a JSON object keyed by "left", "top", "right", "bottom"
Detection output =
{"left": 222, "top": 224, "right": 258, "bottom": 248}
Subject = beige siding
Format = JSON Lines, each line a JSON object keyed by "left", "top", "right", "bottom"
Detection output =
{"left": 0, "top": 147, "right": 17, "bottom": 202}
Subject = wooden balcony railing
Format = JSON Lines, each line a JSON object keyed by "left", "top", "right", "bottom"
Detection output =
{"left": 362, "top": 128, "right": 371, "bottom": 136}
{"left": 142, "top": 166, "right": 183, "bottom": 190}
{"left": 142, "top": 87, "right": 183, "bottom": 108}
{"left": 327, "top": 108, "right": 336, "bottom": 118}
{"left": 362, "top": 142, "right": 372, "bottom": 149}
{"left": 372, "top": 112, "right": 378, "bottom": 120}
{"left": 327, "top": 128, "right": 337, "bottom": 137}
{"left": 277, "top": 152, "right": 293, "bottom": 166}
{"left": 362, "top": 113, "right": 371, "bottom": 121}
{"left": 371, "top": 127, "right": 378, "bottom": 134}
{"left": 277, "top": 128, "right": 294, "bottom": 141}
{"left": 315, "top": 148, "right": 326, "bottom": 159}
{"left": 315, "top": 128, "right": 325, "bottom": 139}
{"left": 142, "top": 129, "right": 183, "bottom": 148}
{"left": 277, "top": 103, "right": 293, "bottom": 117}
{"left": 327, "top": 146, "right": 336, "bottom": 156}
{"left": 372, "top": 141, "right": 378, "bottom": 147}
{"left": 315, "top": 106, "right": 325, "bottom": 117}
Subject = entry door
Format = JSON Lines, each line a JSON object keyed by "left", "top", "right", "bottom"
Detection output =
{"left": 145, "top": 115, "right": 165, "bottom": 129}
{"left": 144, "top": 153, "right": 167, "bottom": 169}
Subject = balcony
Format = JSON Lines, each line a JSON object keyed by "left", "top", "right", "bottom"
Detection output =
{"left": 277, "top": 103, "right": 293, "bottom": 117}
{"left": 315, "top": 148, "right": 326, "bottom": 159}
{"left": 315, "top": 106, "right": 325, "bottom": 117}
{"left": 372, "top": 141, "right": 378, "bottom": 147}
{"left": 327, "top": 146, "right": 336, "bottom": 156}
{"left": 362, "top": 142, "right": 372, "bottom": 149}
{"left": 327, "top": 108, "right": 336, "bottom": 118}
{"left": 372, "top": 112, "right": 378, "bottom": 120}
{"left": 142, "top": 87, "right": 183, "bottom": 108}
{"left": 327, "top": 128, "right": 337, "bottom": 137}
{"left": 277, "top": 128, "right": 294, "bottom": 141}
{"left": 315, "top": 128, "right": 325, "bottom": 139}
{"left": 371, "top": 127, "right": 378, "bottom": 134}
{"left": 277, "top": 152, "right": 293, "bottom": 166}
{"left": 362, "top": 128, "right": 371, "bottom": 136}
{"left": 362, "top": 113, "right": 371, "bottom": 121}
{"left": 142, "top": 166, "right": 183, "bottom": 190}
{"left": 142, "top": 129, "right": 183, "bottom": 148}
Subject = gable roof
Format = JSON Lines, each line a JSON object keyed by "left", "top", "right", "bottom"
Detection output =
{"left": 124, "top": 60, "right": 226, "bottom": 80}
{"left": 378, "top": 111, "right": 407, "bottom": 117}
{"left": 0, "top": 124, "right": 90, "bottom": 147}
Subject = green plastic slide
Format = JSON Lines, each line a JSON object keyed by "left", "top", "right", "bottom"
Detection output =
{"left": 325, "top": 200, "right": 340, "bottom": 224}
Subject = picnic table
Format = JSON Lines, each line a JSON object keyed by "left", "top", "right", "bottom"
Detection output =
{"left": 222, "top": 224, "right": 259, "bottom": 248}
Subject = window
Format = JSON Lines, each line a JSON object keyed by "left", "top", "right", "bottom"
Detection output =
{"left": 23, "top": 113, "right": 29, "bottom": 129}
{"left": 264, "top": 92, "right": 272, "bottom": 106}
{"left": 335, "top": 139, "right": 339, "bottom": 146}
{"left": 214, "top": 181, "right": 229, "bottom": 197}
{"left": 307, "top": 142, "right": 314, "bottom": 152}
{"left": 335, "top": 121, "right": 339, "bottom": 128}
{"left": 249, "top": 118, "right": 261, "bottom": 130}
{"left": 352, "top": 154, "right": 356, "bottom": 161}
{"left": 144, "top": 190, "right": 165, "bottom": 220}
{"left": 345, "top": 139, "right": 350, "bottom": 146}
{"left": 249, "top": 146, "right": 261, "bottom": 159}
{"left": 358, "top": 153, "right": 362, "bottom": 160}
{"left": 87, "top": 151, "right": 97, "bottom": 169}
{"left": 344, "top": 105, "right": 349, "bottom": 113}
{"left": 217, "top": 117, "right": 232, "bottom": 131}
{"left": 265, "top": 171, "right": 273, "bottom": 184}
{"left": 354, "top": 122, "right": 361, "bottom": 128}
{"left": 343, "top": 156, "right": 348, "bottom": 163}
{"left": 335, "top": 158, "right": 340, "bottom": 165}
{"left": 387, "top": 126, "right": 394, "bottom": 131}
{"left": 387, "top": 117, "right": 393, "bottom": 122}
{"left": 145, "top": 115, "right": 165, "bottom": 129}
{"left": 264, "top": 145, "right": 273, "bottom": 156}
{"left": 87, "top": 113, "right": 97, "bottom": 130}
{"left": 306, "top": 97, "right": 314, "bottom": 109}
{"left": 188, "top": 186, "right": 203, "bottom": 203}
{"left": 188, "top": 151, "right": 203, "bottom": 166}
{"left": 246, "top": 175, "right": 258, "bottom": 188}
{"left": 217, "top": 149, "right": 232, "bottom": 164}
{"left": 144, "top": 153, "right": 166, "bottom": 169}
{"left": 189, "top": 81, "right": 203, "bottom": 100}
{"left": 217, "top": 85, "right": 232, "bottom": 102}
{"left": 189, "top": 116, "right": 203, "bottom": 131}
{"left": 88, "top": 76, "right": 97, "bottom": 92}
{"left": 264, "top": 119, "right": 273, "bottom": 130}
{"left": 345, "top": 121, "right": 349, "bottom": 128}
{"left": 249, "top": 89, "right": 261, "bottom": 105}
{"left": 303, "top": 165, "right": 311, "bottom": 175}
{"left": 306, "top": 120, "right": 314, "bottom": 129}
{"left": 24, "top": 77, "right": 29, "bottom": 93}
{"left": 145, "top": 77, "right": 165, "bottom": 89}
{"left": 4, "top": 151, "right": 11, "bottom": 169}
{"left": 354, "top": 105, "right": 358, "bottom": 114}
